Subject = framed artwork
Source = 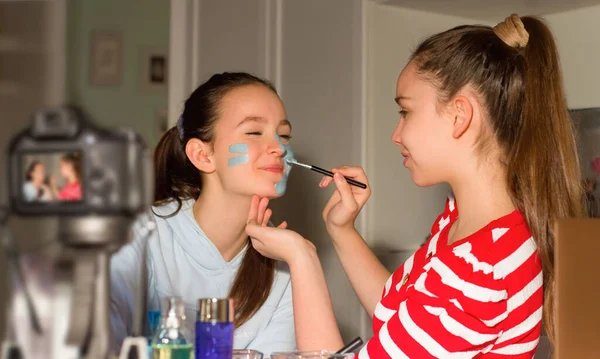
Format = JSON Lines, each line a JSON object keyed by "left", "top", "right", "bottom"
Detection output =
{"left": 89, "top": 30, "right": 123, "bottom": 86}
{"left": 139, "top": 47, "right": 168, "bottom": 93}
{"left": 570, "top": 108, "right": 600, "bottom": 217}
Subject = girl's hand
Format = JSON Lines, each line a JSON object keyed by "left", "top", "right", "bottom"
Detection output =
{"left": 320, "top": 166, "right": 371, "bottom": 232}
{"left": 247, "top": 194, "right": 288, "bottom": 229}
{"left": 246, "top": 195, "right": 315, "bottom": 263}
{"left": 40, "top": 185, "right": 52, "bottom": 200}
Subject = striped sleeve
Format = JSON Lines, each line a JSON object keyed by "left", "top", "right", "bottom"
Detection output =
{"left": 362, "top": 241, "right": 542, "bottom": 358}
{"left": 363, "top": 255, "right": 506, "bottom": 358}
{"left": 483, "top": 237, "right": 543, "bottom": 358}
{"left": 366, "top": 256, "right": 541, "bottom": 358}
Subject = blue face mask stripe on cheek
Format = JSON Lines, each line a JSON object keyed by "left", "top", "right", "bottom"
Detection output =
{"left": 228, "top": 154, "right": 249, "bottom": 167}
{"left": 229, "top": 144, "right": 249, "bottom": 153}
{"left": 228, "top": 143, "right": 249, "bottom": 167}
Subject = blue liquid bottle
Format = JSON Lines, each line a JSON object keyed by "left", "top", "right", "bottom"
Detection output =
{"left": 147, "top": 310, "right": 162, "bottom": 357}
{"left": 195, "top": 298, "right": 234, "bottom": 359}
{"left": 151, "top": 297, "right": 194, "bottom": 359}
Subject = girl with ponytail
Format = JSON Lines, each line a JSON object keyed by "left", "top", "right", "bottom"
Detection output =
{"left": 111, "top": 72, "right": 296, "bottom": 356}
{"left": 245, "top": 14, "right": 585, "bottom": 357}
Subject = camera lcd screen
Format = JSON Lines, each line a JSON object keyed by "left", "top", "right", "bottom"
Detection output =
{"left": 21, "top": 152, "right": 83, "bottom": 203}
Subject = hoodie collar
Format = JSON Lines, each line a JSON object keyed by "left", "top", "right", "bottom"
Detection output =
{"left": 154, "top": 199, "right": 248, "bottom": 271}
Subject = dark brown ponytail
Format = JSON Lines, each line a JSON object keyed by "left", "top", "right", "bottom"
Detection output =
{"left": 153, "top": 127, "right": 201, "bottom": 212}
{"left": 153, "top": 72, "right": 278, "bottom": 327}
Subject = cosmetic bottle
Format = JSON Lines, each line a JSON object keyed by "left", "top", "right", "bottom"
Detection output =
{"left": 195, "top": 298, "right": 234, "bottom": 359}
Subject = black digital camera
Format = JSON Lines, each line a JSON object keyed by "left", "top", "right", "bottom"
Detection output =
{"left": 5, "top": 105, "right": 153, "bottom": 217}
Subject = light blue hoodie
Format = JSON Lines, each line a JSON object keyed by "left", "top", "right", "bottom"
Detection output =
{"left": 110, "top": 199, "right": 296, "bottom": 356}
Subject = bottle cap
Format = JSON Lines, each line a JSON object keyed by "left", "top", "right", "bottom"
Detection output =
{"left": 197, "top": 298, "right": 234, "bottom": 323}
{"left": 162, "top": 296, "right": 185, "bottom": 319}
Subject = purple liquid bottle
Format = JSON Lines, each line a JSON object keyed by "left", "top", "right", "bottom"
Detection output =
{"left": 195, "top": 298, "right": 235, "bottom": 359}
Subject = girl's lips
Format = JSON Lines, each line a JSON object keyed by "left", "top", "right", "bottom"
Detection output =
{"left": 260, "top": 165, "right": 284, "bottom": 173}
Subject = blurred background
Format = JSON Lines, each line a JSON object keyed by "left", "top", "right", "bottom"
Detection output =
{"left": 2, "top": 0, "right": 600, "bottom": 357}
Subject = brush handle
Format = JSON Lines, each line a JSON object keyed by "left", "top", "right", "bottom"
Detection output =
{"left": 335, "top": 336, "right": 364, "bottom": 354}
{"left": 311, "top": 165, "right": 367, "bottom": 189}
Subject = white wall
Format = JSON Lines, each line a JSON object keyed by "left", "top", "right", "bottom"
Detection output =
{"left": 546, "top": 5, "right": 600, "bottom": 197}
{"left": 168, "top": 0, "right": 273, "bottom": 124}
{"left": 545, "top": 5, "right": 600, "bottom": 109}
{"left": 366, "top": 3, "right": 491, "bottom": 253}
{"left": 66, "top": 0, "right": 169, "bottom": 147}
{"left": 272, "top": 0, "right": 366, "bottom": 342}
{"left": 195, "top": 0, "right": 269, "bottom": 85}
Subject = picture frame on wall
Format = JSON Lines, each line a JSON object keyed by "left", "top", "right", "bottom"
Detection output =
{"left": 139, "top": 46, "right": 168, "bottom": 93}
{"left": 570, "top": 108, "right": 600, "bottom": 217}
{"left": 89, "top": 30, "right": 123, "bottom": 86}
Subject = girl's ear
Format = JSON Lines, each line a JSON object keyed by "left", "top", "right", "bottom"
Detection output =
{"left": 451, "top": 95, "right": 474, "bottom": 139}
{"left": 186, "top": 138, "right": 216, "bottom": 173}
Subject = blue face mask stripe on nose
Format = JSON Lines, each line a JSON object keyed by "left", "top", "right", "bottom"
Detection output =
{"left": 275, "top": 134, "right": 295, "bottom": 195}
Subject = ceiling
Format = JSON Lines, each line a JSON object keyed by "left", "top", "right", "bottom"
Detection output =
{"left": 375, "top": 0, "right": 600, "bottom": 21}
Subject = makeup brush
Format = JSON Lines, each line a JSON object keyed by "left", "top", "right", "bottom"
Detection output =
{"left": 286, "top": 158, "right": 367, "bottom": 189}
{"left": 335, "top": 336, "right": 364, "bottom": 354}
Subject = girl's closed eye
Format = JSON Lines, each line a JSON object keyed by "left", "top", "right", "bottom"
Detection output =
{"left": 246, "top": 131, "right": 262, "bottom": 136}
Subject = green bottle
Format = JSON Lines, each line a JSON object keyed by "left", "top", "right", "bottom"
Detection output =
{"left": 151, "top": 296, "right": 194, "bottom": 359}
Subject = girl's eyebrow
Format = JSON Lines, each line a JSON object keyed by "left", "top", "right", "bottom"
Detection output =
{"left": 394, "top": 96, "right": 412, "bottom": 105}
{"left": 279, "top": 119, "right": 292, "bottom": 130}
{"left": 236, "top": 117, "right": 291, "bottom": 130}
{"left": 236, "top": 116, "right": 267, "bottom": 127}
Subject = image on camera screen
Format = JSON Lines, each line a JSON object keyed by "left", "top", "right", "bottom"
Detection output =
{"left": 21, "top": 152, "right": 83, "bottom": 202}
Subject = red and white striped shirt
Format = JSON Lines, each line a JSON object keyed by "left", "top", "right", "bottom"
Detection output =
{"left": 58, "top": 181, "right": 82, "bottom": 201}
{"left": 361, "top": 195, "right": 543, "bottom": 358}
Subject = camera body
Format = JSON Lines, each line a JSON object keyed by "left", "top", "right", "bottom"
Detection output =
{"left": 5, "top": 105, "right": 153, "bottom": 217}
